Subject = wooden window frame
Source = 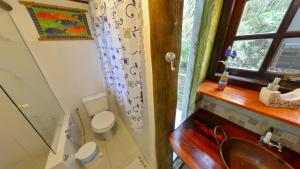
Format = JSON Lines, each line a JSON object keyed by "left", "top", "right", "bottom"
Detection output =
{"left": 207, "top": 0, "right": 300, "bottom": 91}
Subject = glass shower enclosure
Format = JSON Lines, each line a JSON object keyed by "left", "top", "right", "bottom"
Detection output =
{"left": 0, "top": 1, "right": 65, "bottom": 155}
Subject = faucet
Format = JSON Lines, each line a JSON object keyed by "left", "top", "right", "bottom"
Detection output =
{"left": 260, "top": 127, "right": 282, "bottom": 152}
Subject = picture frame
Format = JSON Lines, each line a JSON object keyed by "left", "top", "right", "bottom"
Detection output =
{"left": 20, "top": 1, "right": 93, "bottom": 40}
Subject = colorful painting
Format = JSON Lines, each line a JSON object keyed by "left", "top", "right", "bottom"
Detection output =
{"left": 20, "top": 1, "right": 93, "bottom": 40}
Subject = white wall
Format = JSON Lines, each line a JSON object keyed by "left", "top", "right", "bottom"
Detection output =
{"left": 137, "top": 1, "right": 156, "bottom": 168}
{"left": 0, "top": 89, "right": 48, "bottom": 169}
{"left": 6, "top": 0, "right": 106, "bottom": 129}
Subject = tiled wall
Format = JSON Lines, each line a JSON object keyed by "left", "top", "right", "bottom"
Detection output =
{"left": 199, "top": 95, "right": 300, "bottom": 154}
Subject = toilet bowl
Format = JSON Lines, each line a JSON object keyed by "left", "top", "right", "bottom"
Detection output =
{"left": 91, "top": 111, "right": 115, "bottom": 139}
{"left": 82, "top": 93, "right": 116, "bottom": 140}
{"left": 75, "top": 142, "right": 102, "bottom": 167}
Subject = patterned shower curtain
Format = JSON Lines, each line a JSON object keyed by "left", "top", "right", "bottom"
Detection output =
{"left": 90, "top": 0, "right": 144, "bottom": 132}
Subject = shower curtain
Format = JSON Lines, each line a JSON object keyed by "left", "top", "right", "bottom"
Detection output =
{"left": 90, "top": 0, "right": 144, "bottom": 132}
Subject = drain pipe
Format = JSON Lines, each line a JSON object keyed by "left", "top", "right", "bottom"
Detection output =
{"left": 75, "top": 108, "right": 86, "bottom": 144}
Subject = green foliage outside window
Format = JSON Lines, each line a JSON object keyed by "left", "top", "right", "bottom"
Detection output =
{"left": 227, "top": 0, "right": 292, "bottom": 70}
{"left": 179, "top": 0, "right": 196, "bottom": 75}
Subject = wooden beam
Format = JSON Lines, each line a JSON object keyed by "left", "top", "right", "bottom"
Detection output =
{"left": 235, "top": 31, "right": 300, "bottom": 40}
{"left": 148, "top": 0, "right": 183, "bottom": 168}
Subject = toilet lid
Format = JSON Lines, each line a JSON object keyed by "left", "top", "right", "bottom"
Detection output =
{"left": 75, "top": 142, "right": 97, "bottom": 161}
{"left": 92, "top": 111, "right": 115, "bottom": 130}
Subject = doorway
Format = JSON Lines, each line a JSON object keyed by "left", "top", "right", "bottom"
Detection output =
{"left": 175, "top": 0, "right": 204, "bottom": 129}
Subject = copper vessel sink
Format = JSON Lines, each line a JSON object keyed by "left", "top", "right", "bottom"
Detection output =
{"left": 214, "top": 126, "right": 294, "bottom": 169}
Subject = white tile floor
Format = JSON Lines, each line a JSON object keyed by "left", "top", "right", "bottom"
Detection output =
{"left": 7, "top": 151, "right": 48, "bottom": 169}
{"left": 84, "top": 115, "right": 152, "bottom": 169}
{"left": 7, "top": 114, "right": 152, "bottom": 169}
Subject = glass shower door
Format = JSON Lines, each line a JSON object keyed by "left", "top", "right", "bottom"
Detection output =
{"left": 0, "top": 6, "right": 64, "bottom": 152}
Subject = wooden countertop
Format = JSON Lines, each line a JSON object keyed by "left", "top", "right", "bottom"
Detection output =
{"left": 169, "top": 109, "right": 300, "bottom": 169}
{"left": 197, "top": 81, "right": 300, "bottom": 128}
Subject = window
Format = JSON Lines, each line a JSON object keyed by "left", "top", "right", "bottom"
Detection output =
{"left": 208, "top": 0, "right": 300, "bottom": 91}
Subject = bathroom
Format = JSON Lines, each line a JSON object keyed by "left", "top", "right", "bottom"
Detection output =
{"left": 0, "top": 0, "right": 300, "bottom": 169}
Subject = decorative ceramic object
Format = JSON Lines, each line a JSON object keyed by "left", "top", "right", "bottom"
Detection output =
{"left": 259, "top": 88, "right": 300, "bottom": 109}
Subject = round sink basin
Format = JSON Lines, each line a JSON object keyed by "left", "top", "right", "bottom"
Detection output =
{"left": 220, "top": 138, "right": 294, "bottom": 169}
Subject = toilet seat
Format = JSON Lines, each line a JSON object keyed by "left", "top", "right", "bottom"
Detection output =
{"left": 75, "top": 142, "right": 99, "bottom": 165}
{"left": 91, "top": 111, "right": 115, "bottom": 133}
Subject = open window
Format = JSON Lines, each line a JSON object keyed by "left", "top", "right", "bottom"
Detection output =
{"left": 208, "top": 0, "right": 300, "bottom": 91}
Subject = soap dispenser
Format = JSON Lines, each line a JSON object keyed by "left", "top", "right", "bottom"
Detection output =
{"left": 267, "top": 78, "right": 281, "bottom": 91}
{"left": 259, "top": 78, "right": 281, "bottom": 106}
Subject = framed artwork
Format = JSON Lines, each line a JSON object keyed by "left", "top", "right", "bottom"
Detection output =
{"left": 20, "top": 1, "right": 93, "bottom": 40}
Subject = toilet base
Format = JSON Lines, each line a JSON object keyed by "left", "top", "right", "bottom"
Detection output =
{"left": 97, "top": 124, "right": 116, "bottom": 140}
{"left": 100, "top": 129, "right": 114, "bottom": 140}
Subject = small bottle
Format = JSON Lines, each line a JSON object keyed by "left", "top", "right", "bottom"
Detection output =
{"left": 217, "top": 71, "right": 229, "bottom": 91}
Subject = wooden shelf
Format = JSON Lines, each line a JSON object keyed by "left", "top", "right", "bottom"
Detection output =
{"left": 197, "top": 81, "right": 300, "bottom": 128}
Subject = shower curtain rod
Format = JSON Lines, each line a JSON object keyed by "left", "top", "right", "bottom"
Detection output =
{"left": 0, "top": 0, "right": 12, "bottom": 11}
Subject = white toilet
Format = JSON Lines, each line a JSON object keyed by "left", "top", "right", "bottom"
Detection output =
{"left": 82, "top": 92, "right": 116, "bottom": 140}
{"left": 74, "top": 93, "right": 116, "bottom": 167}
